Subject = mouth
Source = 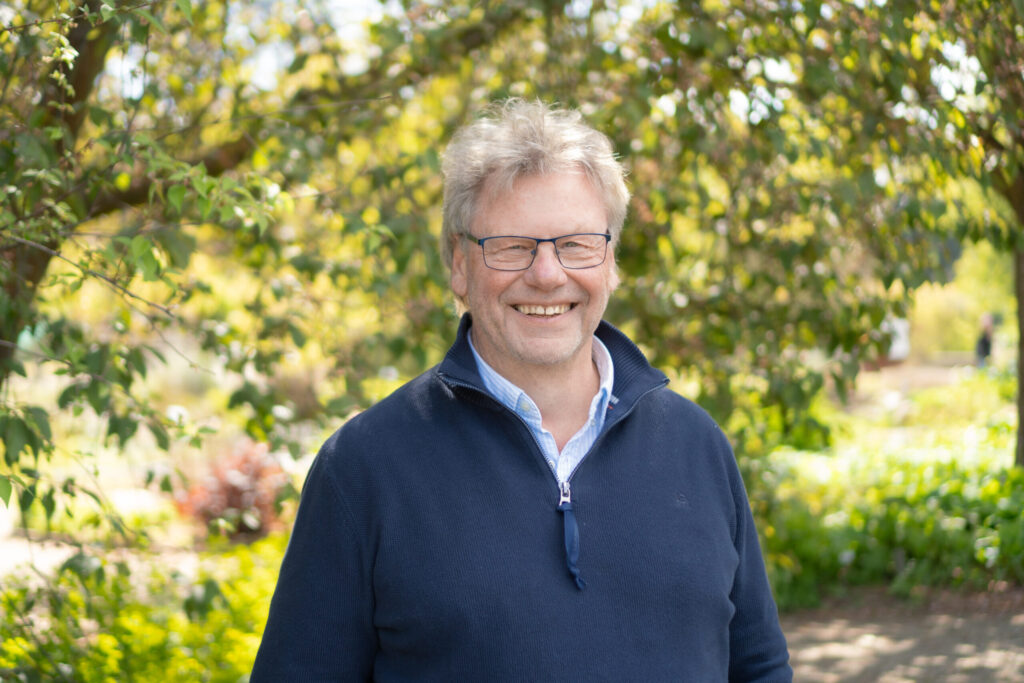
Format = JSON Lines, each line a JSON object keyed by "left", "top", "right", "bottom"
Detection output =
{"left": 513, "top": 303, "right": 574, "bottom": 317}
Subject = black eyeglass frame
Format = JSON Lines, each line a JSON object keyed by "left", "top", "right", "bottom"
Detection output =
{"left": 462, "top": 232, "right": 612, "bottom": 271}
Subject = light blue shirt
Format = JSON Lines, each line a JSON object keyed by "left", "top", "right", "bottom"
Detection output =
{"left": 468, "top": 332, "right": 615, "bottom": 484}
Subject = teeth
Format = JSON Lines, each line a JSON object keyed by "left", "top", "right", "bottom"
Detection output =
{"left": 515, "top": 304, "right": 571, "bottom": 316}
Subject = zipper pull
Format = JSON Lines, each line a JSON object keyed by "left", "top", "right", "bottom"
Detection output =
{"left": 557, "top": 481, "right": 586, "bottom": 590}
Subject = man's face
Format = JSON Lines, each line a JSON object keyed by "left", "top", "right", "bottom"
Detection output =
{"left": 451, "top": 172, "right": 619, "bottom": 379}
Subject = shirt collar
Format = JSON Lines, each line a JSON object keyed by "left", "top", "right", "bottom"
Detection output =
{"left": 467, "top": 331, "right": 615, "bottom": 426}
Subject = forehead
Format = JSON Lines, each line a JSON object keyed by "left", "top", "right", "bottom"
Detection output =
{"left": 472, "top": 172, "right": 607, "bottom": 235}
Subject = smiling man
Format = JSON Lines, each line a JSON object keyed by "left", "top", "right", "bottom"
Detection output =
{"left": 251, "top": 100, "right": 792, "bottom": 682}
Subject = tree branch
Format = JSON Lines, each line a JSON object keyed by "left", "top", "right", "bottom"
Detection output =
{"left": 3, "top": 233, "right": 176, "bottom": 318}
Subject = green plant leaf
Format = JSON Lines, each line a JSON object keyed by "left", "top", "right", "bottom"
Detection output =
{"left": 168, "top": 184, "right": 186, "bottom": 214}
{"left": 25, "top": 406, "right": 52, "bottom": 442}
{"left": 3, "top": 417, "right": 28, "bottom": 466}
{"left": 176, "top": 0, "right": 193, "bottom": 23}
{"left": 0, "top": 476, "right": 12, "bottom": 507}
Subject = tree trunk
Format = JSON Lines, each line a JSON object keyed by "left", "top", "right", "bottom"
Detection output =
{"left": 1017, "top": 247, "right": 1024, "bottom": 469}
{"left": 0, "top": 243, "right": 55, "bottom": 387}
{"left": 999, "top": 170, "right": 1024, "bottom": 469}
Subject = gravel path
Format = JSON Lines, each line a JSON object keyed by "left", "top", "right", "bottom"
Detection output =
{"left": 781, "top": 586, "right": 1024, "bottom": 681}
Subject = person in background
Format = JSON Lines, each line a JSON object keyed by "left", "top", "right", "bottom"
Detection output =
{"left": 976, "top": 312, "right": 993, "bottom": 368}
{"left": 251, "top": 99, "right": 792, "bottom": 681}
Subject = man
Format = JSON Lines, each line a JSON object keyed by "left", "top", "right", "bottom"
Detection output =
{"left": 251, "top": 99, "right": 792, "bottom": 681}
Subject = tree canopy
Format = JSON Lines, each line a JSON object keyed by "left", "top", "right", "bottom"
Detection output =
{"left": 2, "top": 0, "right": 1023, "bottom": 521}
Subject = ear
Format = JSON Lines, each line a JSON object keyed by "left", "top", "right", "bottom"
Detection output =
{"left": 451, "top": 238, "right": 468, "bottom": 299}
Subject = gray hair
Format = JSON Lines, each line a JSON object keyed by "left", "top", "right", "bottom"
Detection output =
{"left": 440, "top": 99, "right": 630, "bottom": 271}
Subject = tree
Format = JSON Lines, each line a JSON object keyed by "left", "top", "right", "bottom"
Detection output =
{"left": 6, "top": 0, "right": 1007, "bottom": 535}
{"left": 0, "top": 0, "right": 553, "bottom": 524}
{"left": 742, "top": 0, "right": 1024, "bottom": 464}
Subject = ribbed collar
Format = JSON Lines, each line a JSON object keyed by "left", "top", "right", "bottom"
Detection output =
{"left": 437, "top": 314, "right": 668, "bottom": 412}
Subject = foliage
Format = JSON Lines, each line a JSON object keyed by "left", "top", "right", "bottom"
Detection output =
{"left": 0, "top": 0, "right": 501, "bottom": 530}
{"left": 7, "top": 0, "right": 1008, "bottom": 531}
{"left": 0, "top": 535, "right": 284, "bottom": 682}
{"left": 750, "top": 369, "right": 1024, "bottom": 609}
{"left": 756, "top": 453, "right": 1024, "bottom": 610}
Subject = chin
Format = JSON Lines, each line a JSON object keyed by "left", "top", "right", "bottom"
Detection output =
{"left": 512, "top": 339, "right": 584, "bottom": 367}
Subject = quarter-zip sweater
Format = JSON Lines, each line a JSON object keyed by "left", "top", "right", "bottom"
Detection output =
{"left": 251, "top": 316, "right": 792, "bottom": 682}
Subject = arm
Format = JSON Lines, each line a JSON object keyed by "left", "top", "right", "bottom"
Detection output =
{"left": 723, "top": 437, "right": 793, "bottom": 682}
{"left": 251, "top": 440, "right": 377, "bottom": 681}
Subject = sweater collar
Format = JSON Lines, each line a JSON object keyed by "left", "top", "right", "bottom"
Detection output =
{"left": 437, "top": 313, "right": 667, "bottom": 409}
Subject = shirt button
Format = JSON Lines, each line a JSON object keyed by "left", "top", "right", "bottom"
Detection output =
{"left": 548, "top": 459, "right": 556, "bottom": 469}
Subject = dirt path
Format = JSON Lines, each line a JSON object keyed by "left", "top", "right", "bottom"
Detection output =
{"left": 781, "top": 586, "right": 1024, "bottom": 681}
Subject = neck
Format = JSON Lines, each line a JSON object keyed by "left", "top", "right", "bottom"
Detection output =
{"left": 482, "top": 341, "right": 600, "bottom": 450}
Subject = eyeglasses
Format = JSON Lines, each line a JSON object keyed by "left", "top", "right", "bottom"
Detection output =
{"left": 463, "top": 232, "right": 611, "bottom": 271}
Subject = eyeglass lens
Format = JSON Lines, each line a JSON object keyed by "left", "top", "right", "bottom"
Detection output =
{"left": 481, "top": 234, "right": 608, "bottom": 270}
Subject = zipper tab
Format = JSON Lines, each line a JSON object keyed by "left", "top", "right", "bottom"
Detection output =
{"left": 557, "top": 480, "right": 586, "bottom": 590}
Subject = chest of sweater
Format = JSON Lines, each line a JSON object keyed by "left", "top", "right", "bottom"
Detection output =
{"left": 355, "top": 411, "right": 741, "bottom": 678}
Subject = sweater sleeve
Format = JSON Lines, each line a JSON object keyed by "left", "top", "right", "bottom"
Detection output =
{"left": 250, "top": 439, "right": 377, "bottom": 681}
{"left": 721, "top": 431, "right": 793, "bottom": 682}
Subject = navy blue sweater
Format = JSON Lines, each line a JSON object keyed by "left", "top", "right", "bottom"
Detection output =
{"left": 251, "top": 317, "right": 791, "bottom": 681}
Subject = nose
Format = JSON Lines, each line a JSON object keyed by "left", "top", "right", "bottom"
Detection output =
{"left": 524, "top": 242, "right": 568, "bottom": 288}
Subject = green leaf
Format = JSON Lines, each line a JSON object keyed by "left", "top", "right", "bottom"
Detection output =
{"left": 88, "top": 105, "right": 111, "bottom": 127}
{"left": 288, "top": 322, "right": 306, "bottom": 348}
{"left": 99, "top": 3, "right": 115, "bottom": 22}
{"left": 41, "top": 488, "right": 56, "bottom": 520}
{"left": 127, "top": 348, "right": 148, "bottom": 378}
{"left": 85, "top": 381, "right": 111, "bottom": 415}
{"left": 58, "top": 384, "right": 80, "bottom": 409}
{"left": 107, "top": 415, "right": 139, "bottom": 446}
{"left": 14, "top": 133, "right": 51, "bottom": 167}
{"left": 3, "top": 417, "right": 28, "bottom": 466}
{"left": 139, "top": 249, "right": 161, "bottom": 281}
{"left": 0, "top": 476, "right": 12, "bottom": 507}
{"left": 197, "top": 196, "right": 211, "bottom": 220}
{"left": 25, "top": 406, "right": 52, "bottom": 442}
{"left": 6, "top": 358, "right": 26, "bottom": 378}
{"left": 18, "top": 485, "right": 35, "bottom": 513}
{"left": 149, "top": 422, "right": 170, "bottom": 450}
{"left": 130, "top": 234, "right": 151, "bottom": 261}
{"left": 176, "top": 0, "right": 193, "bottom": 23}
{"left": 84, "top": 346, "right": 110, "bottom": 376}
{"left": 168, "top": 184, "right": 186, "bottom": 214}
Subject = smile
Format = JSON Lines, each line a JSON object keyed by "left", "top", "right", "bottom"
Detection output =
{"left": 514, "top": 304, "right": 573, "bottom": 317}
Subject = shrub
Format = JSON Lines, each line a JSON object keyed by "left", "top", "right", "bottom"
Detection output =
{"left": 754, "top": 451, "right": 1024, "bottom": 610}
{"left": 175, "top": 441, "right": 293, "bottom": 540}
{"left": 0, "top": 535, "right": 284, "bottom": 682}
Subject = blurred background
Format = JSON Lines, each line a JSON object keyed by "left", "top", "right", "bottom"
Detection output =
{"left": 1, "top": 0, "right": 1022, "bottom": 679}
